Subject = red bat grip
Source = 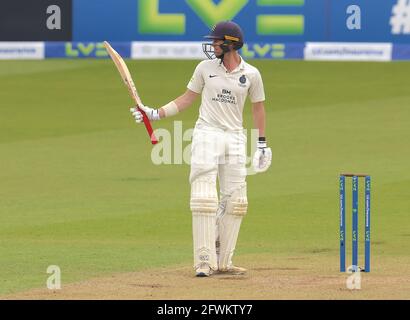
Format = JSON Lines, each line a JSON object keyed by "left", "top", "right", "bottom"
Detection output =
{"left": 138, "top": 107, "right": 158, "bottom": 145}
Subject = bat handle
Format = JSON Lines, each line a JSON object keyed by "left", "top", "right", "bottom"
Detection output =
{"left": 138, "top": 107, "right": 159, "bottom": 145}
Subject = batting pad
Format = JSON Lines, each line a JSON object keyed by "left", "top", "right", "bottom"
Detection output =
{"left": 217, "top": 185, "right": 248, "bottom": 270}
{"left": 190, "top": 179, "right": 218, "bottom": 270}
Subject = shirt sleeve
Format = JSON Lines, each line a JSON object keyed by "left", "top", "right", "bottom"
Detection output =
{"left": 248, "top": 69, "right": 266, "bottom": 103}
{"left": 187, "top": 62, "right": 205, "bottom": 94}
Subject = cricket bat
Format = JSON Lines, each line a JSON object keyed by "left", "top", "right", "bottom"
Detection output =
{"left": 103, "top": 41, "right": 158, "bottom": 145}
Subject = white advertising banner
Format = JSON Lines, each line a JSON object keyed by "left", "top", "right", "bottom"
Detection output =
{"left": 132, "top": 42, "right": 205, "bottom": 59}
{"left": 0, "top": 42, "right": 45, "bottom": 59}
{"left": 304, "top": 42, "right": 392, "bottom": 61}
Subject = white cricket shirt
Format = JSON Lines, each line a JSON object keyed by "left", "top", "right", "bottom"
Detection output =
{"left": 187, "top": 57, "right": 265, "bottom": 131}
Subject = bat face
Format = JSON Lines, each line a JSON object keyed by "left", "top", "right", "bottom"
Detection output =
{"left": 104, "top": 41, "right": 158, "bottom": 145}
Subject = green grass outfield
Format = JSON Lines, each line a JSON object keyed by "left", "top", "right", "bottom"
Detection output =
{"left": 0, "top": 59, "right": 409, "bottom": 296}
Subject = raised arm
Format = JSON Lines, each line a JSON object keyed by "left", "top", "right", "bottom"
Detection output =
{"left": 158, "top": 89, "right": 199, "bottom": 118}
{"left": 130, "top": 89, "right": 199, "bottom": 123}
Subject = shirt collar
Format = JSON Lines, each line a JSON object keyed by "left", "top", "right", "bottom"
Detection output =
{"left": 219, "top": 55, "right": 245, "bottom": 73}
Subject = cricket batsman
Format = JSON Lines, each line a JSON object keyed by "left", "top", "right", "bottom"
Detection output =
{"left": 130, "top": 21, "right": 271, "bottom": 277}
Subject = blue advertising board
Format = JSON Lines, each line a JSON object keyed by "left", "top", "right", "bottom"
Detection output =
{"left": 72, "top": 0, "right": 410, "bottom": 43}
{"left": 45, "top": 42, "right": 131, "bottom": 58}
{"left": 241, "top": 42, "right": 305, "bottom": 59}
{"left": 329, "top": 0, "right": 410, "bottom": 43}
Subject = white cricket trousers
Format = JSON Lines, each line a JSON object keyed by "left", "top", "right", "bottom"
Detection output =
{"left": 189, "top": 122, "right": 248, "bottom": 271}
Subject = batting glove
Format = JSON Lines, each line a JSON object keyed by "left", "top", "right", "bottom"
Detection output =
{"left": 130, "top": 105, "right": 160, "bottom": 123}
{"left": 252, "top": 137, "right": 272, "bottom": 173}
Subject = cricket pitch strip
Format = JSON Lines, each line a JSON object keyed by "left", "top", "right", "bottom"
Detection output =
{"left": 2, "top": 254, "right": 410, "bottom": 300}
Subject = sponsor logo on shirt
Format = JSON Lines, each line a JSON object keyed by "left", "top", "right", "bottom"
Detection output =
{"left": 212, "top": 89, "right": 237, "bottom": 105}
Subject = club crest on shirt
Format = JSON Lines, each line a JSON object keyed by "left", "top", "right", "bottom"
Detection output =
{"left": 238, "top": 75, "right": 247, "bottom": 87}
